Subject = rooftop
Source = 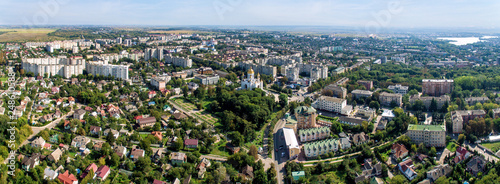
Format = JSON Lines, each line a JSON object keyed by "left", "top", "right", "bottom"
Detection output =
{"left": 408, "top": 124, "right": 446, "bottom": 132}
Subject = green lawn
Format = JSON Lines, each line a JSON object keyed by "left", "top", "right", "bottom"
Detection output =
{"left": 210, "top": 141, "right": 230, "bottom": 157}
{"left": 446, "top": 142, "right": 457, "bottom": 152}
{"left": 0, "top": 77, "right": 7, "bottom": 82}
{"left": 481, "top": 142, "right": 500, "bottom": 152}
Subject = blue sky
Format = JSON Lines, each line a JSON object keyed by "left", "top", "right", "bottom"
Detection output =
{"left": 0, "top": 0, "right": 499, "bottom": 29}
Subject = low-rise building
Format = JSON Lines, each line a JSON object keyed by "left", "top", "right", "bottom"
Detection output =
{"left": 130, "top": 148, "right": 145, "bottom": 161}
{"left": 312, "top": 96, "right": 352, "bottom": 115}
{"left": 71, "top": 136, "right": 90, "bottom": 150}
{"left": 151, "top": 75, "right": 171, "bottom": 90}
{"left": 283, "top": 128, "right": 300, "bottom": 160}
{"left": 398, "top": 159, "right": 417, "bottom": 181}
{"left": 195, "top": 75, "right": 220, "bottom": 85}
{"left": 299, "top": 126, "right": 331, "bottom": 142}
{"left": 391, "top": 143, "right": 409, "bottom": 160}
{"left": 427, "top": 164, "right": 452, "bottom": 182}
{"left": 351, "top": 90, "right": 373, "bottom": 99}
{"left": 357, "top": 80, "right": 373, "bottom": 90}
{"left": 465, "top": 97, "right": 490, "bottom": 106}
{"left": 136, "top": 117, "right": 156, "bottom": 128}
{"left": 388, "top": 84, "right": 409, "bottom": 95}
{"left": 170, "top": 152, "right": 187, "bottom": 166}
{"left": 323, "top": 84, "right": 347, "bottom": 98}
{"left": 409, "top": 95, "right": 450, "bottom": 110}
{"left": 303, "top": 139, "right": 339, "bottom": 158}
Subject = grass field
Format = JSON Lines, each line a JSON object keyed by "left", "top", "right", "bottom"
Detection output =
{"left": 481, "top": 142, "right": 500, "bottom": 152}
{"left": 446, "top": 142, "right": 458, "bottom": 152}
{"left": 0, "top": 28, "right": 60, "bottom": 42}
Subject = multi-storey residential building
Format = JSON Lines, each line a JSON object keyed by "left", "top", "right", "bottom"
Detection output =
{"left": 150, "top": 74, "right": 171, "bottom": 90}
{"left": 465, "top": 97, "right": 490, "bottom": 106}
{"left": 285, "top": 66, "right": 300, "bottom": 81}
{"left": 422, "top": 79, "right": 454, "bottom": 96}
{"left": 351, "top": 90, "right": 373, "bottom": 99}
{"left": 294, "top": 106, "right": 317, "bottom": 129}
{"left": 195, "top": 75, "right": 220, "bottom": 85}
{"left": 144, "top": 47, "right": 164, "bottom": 61}
{"left": 451, "top": 110, "right": 486, "bottom": 133}
{"left": 22, "top": 57, "right": 85, "bottom": 78}
{"left": 379, "top": 92, "right": 402, "bottom": 107}
{"left": 299, "top": 126, "right": 331, "bottom": 142}
{"left": 303, "top": 139, "right": 339, "bottom": 158}
{"left": 312, "top": 96, "right": 351, "bottom": 115}
{"left": 406, "top": 124, "right": 446, "bottom": 147}
{"left": 324, "top": 84, "right": 347, "bottom": 99}
{"left": 409, "top": 95, "right": 450, "bottom": 110}
{"left": 388, "top": 84, "right": 409, "bottom": 95}
{"left": 164, "top": 54, "right": 193, "bottom": 68}
{"left": 86, "top": 60, "right": 129, "bottom": 80}
{"left": 357, "top": 80, "right": 373, "bottom": 90}
{"left": 283, "top": 128, "right": 300, "bottom": 160}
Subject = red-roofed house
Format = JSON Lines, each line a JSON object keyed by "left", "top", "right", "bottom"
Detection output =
{"left": 58, "top": 170, "right": 78, "bottom": 184}
{"left": 148, "top": 91, "right": 157, "bottom": 99}
{"left": 68, "top": 97, "right": 75, "bottom": 105}
{"left": 184, "top": 139, "right": 199, "bottom": 149}
{"left": 454, "top": 147, "right": 471, "bottom": 164}
{"left": 51, "top": 87, "right": 60, "bottom": 94}
{"left": 95, "top": 165, "right": 110, "bottom": 180}
{"left": 391, "top": 143, "right": 409, "bottom": 160}
{"left": 152, "top": 131, "right": 163, "bottom": 141}
{"left": 153, "top": 179, "right": 168, "bottom": 184}
{"left": 81, "top": 163, "right": 98, "bottom": 179}
{"left": 398, "top": 159, "right": 417, "bottom": 181}
{"left": 43, "top": 143, "right": 52, "bottom": 149}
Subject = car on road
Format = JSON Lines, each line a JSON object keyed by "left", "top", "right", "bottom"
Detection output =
{"left": 281, "top": 152, "right": 285, "bottom": 158}
{"left": 279, "top": 145, "right": 284, "bottom": 150}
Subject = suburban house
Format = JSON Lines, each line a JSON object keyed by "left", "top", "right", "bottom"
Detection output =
{"left": 466, "top": 156, "right": 488, "bottom": 176}
{"left": 31, "top": 137, "right": 46, "bottom": 149}
{"left": 89, "top": 126, "right": 102, "bottom": 135}
{"left": 427, "top": 164, "right": 452, "bottom": 182}
{"left": 184, "top": 139, "right": 199, "bottom": 149}
{"left": 114, "top": 146, "right": 128, "bottom": 158}
{"left": 152, "top": 149, "right": 164, "bottom": 163}
{"left": 93, "top": 142, "right": 104, "bottom": 151}
{"left": 73, "top": 109, "right": 86, "bottom": 120}
{"left": 81, "top": 163, "right": 98, "bottom": 179}
{"left": 21, "top": 153, "right": 41, "bottom": 171}
{"left": 398, "top": 159, "right": 417, "bottom": 181}
{"left": 104, "top": 129, "right": 119, "bottom": 139}
{"left": 226, "top": 142, "right": 240, "bottom": 154}
{"left": 136, "top": 117, "right": 156, "bottom": 128}
{"left": 170, "top": 152, "right": 187, "bottom": 166}
{"left": 130, "top": 148, "right": 145, "bottom": 161}
{"left": 351, "top": 132, "right": 369, "bottom": 146}
{"left": 43, "top": 167, "right": 59, "bottom": 180}
{"left": 71, "top": 136, "right": 91, "bottom": 150}
{"left": 58, "top": 170, "right": 78, "bottom": 184}
{"left": 197, "top": 158, "right": 211, "bottom": 179}
{"left": 95, "top": 165, "right": 111, "bottom": 180}
{"left": 53, "top": 110, "right": 62, "bottom": 118}
{"left": 391, "top": 143, "right": 409, "bottom": 160}
{"left": 151, "top": 131, "right": 163, "bottom": 141}
{"left": 454, "top": 146, "right": 471, "bottom": 164}
{"left": 40, "top": 114, "right": 53, "bottom": 123}
{"left": 241, "top": 165, "right": 254, "bottom": 180}
{"left": 68, "top": 97, "right": 75, "bottom": 105}
{"left": 47, "top": 148, "right": 63, "bottom": 162}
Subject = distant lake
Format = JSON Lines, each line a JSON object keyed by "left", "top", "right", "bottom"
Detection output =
{"left": 438, "top": 36, "right": 498, "bottom": 46}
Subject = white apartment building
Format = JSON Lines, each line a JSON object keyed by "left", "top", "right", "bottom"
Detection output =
{"left": 22, "top": 57, "right": 85, "bottom": 78}
{"left": 86, "top": 60, "right": 129, "bottom": 80}
{"left": 388, "top": 84, "right": 409, "bottom": 95}
{"left": 164, "top": 54, "right": 193, "bottom": 68}
{"left": 312, "top": 96, "right": 351, "bottom": 115}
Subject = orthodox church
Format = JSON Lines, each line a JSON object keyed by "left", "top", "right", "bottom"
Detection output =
{"left": 240, "top": 68, "right": 263, "bottom": 90}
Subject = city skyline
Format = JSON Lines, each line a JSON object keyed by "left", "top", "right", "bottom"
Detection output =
{"left": 0, "top": 0, "right": 499, "bottom": 30}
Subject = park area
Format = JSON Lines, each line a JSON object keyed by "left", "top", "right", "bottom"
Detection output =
{"left": 170, "top": 98, "right": 219, "bottom": 125}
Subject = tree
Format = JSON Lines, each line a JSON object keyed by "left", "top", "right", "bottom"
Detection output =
{"left": 458, "top": 134, "right": 466, "bottom": 145}
{"left": 430, "top": 98, "right": 438, "bottom": 112}
{"left": 429, "top": 147, "right": 437, "bottom": 156}
{"left": 389, "top": 175, "right": 407, "bottom": 184}
{"left": 182, "top": 85, "right": 189, "bottom": 98}
{"left": 229, "top": 131, "right": 244, "bottom": 147}
{"left": 369, "top": 101, "right": 380, "bottom": 110}
{"left": 106, "top": 132, "right": 116, "bottom": 145}
{"left": 249, "top": 145, "right": 259, "bottom": 160}
{"left": 279, "top": 93, "right": 288, "bottom": 107}
{"left": 267, "top": 163, "right": 277, "bottom": 184}
{"left": 108, "top": 153, "right": 120, "bottom": 167}
{"left": 434, "top": 176, "right": 450, "bottom": 184}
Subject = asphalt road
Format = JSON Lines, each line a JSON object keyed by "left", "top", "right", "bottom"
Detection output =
{"left": 273, "top": 119, "right": 287, "bottom": 184}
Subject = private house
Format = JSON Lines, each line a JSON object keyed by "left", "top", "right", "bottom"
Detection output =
{"left": 152, "top": 149, "right": 164, "bottom": 163}
{"left": 95, "top": 165, "right": 111, "bottom": 180}
{"left": 89, "top": 126, "right": 101, "bottom": 135}
{"left": 58, "top": 170, "right": 78, "bottom": 184}
{"left": 151, "top": 131, "right": 163, "bottom": 141}
{"left": 31, "top": 137, "right": 46, "bottom": 149}
{"left": 339, "top": 137, "right": 351, "bottom": 150}
{"left": 170, "top": 152, "right": 187, "bottom": 166}
{"left": 148, "top": 91, "right": 156, "bottom": 99}
{"left": 93, "top": 142, "right": 104, "bottom": 151}
{"left": 81, "top": 163, "right": 98, "bottom": 179}
{"left": 68, "top": 97, "right": 75, "bottom": 105}
{"left": 398, "top": 159, "right": 417, "bottom": 181}
{"left": 351, "top": 132, "right": 369, "bottom": 146}
{"left": 71, "top": 136, "right": 90, "bottom": 150}
{"left": 197, "top": 158, "right": 211, "bottom": 179}
{"left": 241, "top": 165, "right": 254, "bottom": 180}
{"left": 454, "top": 146, "right": 471, "bottom": 164}
{"left": 466, "top": 156, "right": 488, "bottom": 176}
{"left": 427, "top": 164, "right": 452, "bottom": 182}
{"left": 73, "top": 109, "right": 86, "bottom": 120}
{"left": 130, "top": 148, "right": 145, "bottom": 161}
{"left": 391, "top": 143, "right": 409, "bottom": 160}
{"left": 47, "top": 148, "right": 63, "bottom": 162}
{"left": 184, "top": 139, "right": 199, "bottom": 149}
{"left": 44, "top": 167, "right": 59, "bottom": 180}
{"left": 40, "top": 114, "right": 53, "bottom": 123}
{"left": 53, "top": 110, "right": 62, "bottom": 118}
{"left": 21, "top": 153, "right": 41, "bottom": 171}
{"left": 114, "top": 146, "right": 128, "bottom": 158}
{"left": 226, "top": 142, "right": 240, "bottom": 154}
{"left": 104, "top": 129, "right": 119, "bottom": 139}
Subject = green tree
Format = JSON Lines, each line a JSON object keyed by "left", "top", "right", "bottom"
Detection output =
{"left": 389, "top": 175, "right": 407, "bottom": 184}
{"left": 279, "top": 93, "right": 288, "bottom": 108}
{"left": 458, "top": 134, "right": 466, "bottom": 145}
{"left": 369, "top": 101, "right": 380, "bottom": 110}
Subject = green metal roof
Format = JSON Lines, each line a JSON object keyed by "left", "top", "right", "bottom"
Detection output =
{"left": 407, "top": 124, "right": 446, "bottom": 132}
{"left": 299, "top": 126, "right": 330, "bottom": 136}
{"left": 303, "top": 139, "right": 339, "bottom": 152}
{"left": 295, "top": 106, "right": 316, "bottom": 115}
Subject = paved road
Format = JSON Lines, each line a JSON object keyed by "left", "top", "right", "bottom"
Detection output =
{"left": 273, "top": 119, "right": 287, "bottom": 184}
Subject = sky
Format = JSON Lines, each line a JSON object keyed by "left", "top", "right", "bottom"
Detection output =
{"left": 0, "top": 0, "right": 499, "bottom": 29}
